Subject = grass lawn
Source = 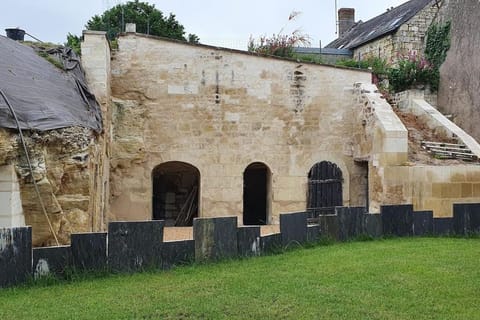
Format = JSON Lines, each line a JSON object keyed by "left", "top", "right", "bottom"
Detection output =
{"left": 1, "top": 237, "right": 479, "bottom": 319}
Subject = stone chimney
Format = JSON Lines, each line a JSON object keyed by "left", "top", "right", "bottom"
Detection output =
{"left": 125, "top": 23, "right": 136, "bottom": 33}
{"left": 5, "top": 28, "right": 25, "bottom": 41}
{"left": 338, "top": 8, "right": 355, "bottom": 37}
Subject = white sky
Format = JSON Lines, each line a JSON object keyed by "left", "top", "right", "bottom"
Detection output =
{"left": 1, "top": 0, "right": 408, "bottom": 50}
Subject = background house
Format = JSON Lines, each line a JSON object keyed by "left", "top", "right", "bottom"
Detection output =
{"left": 326, "top": 0, "right": 438, "bottom": 63}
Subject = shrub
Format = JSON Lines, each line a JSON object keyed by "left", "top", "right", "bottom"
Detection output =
{"left": 248, "top": 11, "right": 311, "bottom": 58}
{"left": 387, "top": 52, "right": 438, "bottom": 92}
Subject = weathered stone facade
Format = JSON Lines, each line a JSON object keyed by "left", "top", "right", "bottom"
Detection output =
{"left": 354, "top": 1, "right": 438, "bottom": 62}
{"left": 95, "top": 33, "right": 372, "bottom": 224}
{"left": 436, "top": 0, "right": 480, "bottom": 142}
{"left": 0, "top": 126, "right": 107, "bottom": 246}
{"left": 355, "top": 84, "right": 480, "bottom": 217}
{"left": 0, "top": 31, "right": 111, "bottom": 246}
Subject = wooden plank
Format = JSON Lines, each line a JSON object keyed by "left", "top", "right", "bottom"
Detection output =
{"left": 426, "top": 149, "right": 476, "bottom": 157}
{"left": 421, "top": 141, "right": 466, "bottom": 148}
{"left": 426, "top": 147, "right": 473, "bottom": 154}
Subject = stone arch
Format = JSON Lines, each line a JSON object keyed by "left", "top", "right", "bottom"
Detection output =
{"left": 243, "top": 162, "right": 272, "bottom": 225}
{"left": 152, "top": 161, "right": 200, "bottom": 226}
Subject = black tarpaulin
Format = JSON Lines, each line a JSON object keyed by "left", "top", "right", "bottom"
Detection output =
{"left": 0, "top": 35, "right": 102, "bottom": 132}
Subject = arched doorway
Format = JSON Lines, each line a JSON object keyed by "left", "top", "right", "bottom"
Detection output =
{"left": 243, "top": 162, "right": 271, "bottom": 225}
{"left": 307, "top": 161, "right": 343, "bottom": 216}
{"left": 152, "top": 161, "right": 200, "bottom": 226}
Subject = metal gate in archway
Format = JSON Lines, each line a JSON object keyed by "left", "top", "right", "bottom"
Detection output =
{"left": 307, "top": 161, "right": 343, "bottom": 219}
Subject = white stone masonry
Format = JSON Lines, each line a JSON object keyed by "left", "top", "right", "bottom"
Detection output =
{"left": 0, "top": 165, "right": 25, "bottom": 227}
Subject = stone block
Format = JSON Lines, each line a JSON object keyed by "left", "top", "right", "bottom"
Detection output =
{"left": 280, "top": 212, "right": 307, "bottom": 246}
{"left": 461, "top": 183, "right": 473, "bottom": 197}
{"left": 337, "top": 207, "right": 366, "bottom": 241}
{"left": 413, "top": 211, "right": 433, "bottom": 236}
{"left": 318, "top": 215, "right": 339, "bottom": 240}
{"left": 453, "top": 203, "right": 480, "bottom": 235}
{"left": 71, "top": 232, "right": 107, "bottom": 271}
{"left": 193, "top": 217, "right": 237, "bottom": 262}
{"left": 33, "top": 246, "right": 71, "bottom": 278}
{"left": 307, "top": 224, "right": 320, "bottom": 242}
{"left": 108, "top": 221, "right": 164, "bottom": 272}
{"left": 381, "top": 205, "right": 414, "bottom": 236}
{"left": 260, "top": 233, "right": 281, "bottom": 252}
{"left": 433, "top": 218, "right": 453, "bottom": 235}
{"left": 363, "top": 213, "right": 382, "bottom": 238}
{"left": 237, "top": 226, "right": 261, "bottom": 257}
{"left": 162, "top": 240, "right": 194, "bottom": 269}
{"left": 0, "top": 227, "right": 32, "bottom": 287}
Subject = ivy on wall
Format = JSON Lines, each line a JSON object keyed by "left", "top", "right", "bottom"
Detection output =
{"left": 425, "top": 21, "right": 452, "bottom": 69}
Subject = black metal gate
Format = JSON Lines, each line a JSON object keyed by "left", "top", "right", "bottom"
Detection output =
{"left": 307, "top": 161, "right": 343, "bottom": 220}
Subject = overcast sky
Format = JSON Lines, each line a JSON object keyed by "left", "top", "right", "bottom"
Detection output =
{"left": 1, "top": 0, "right": 408, "bottom": 49}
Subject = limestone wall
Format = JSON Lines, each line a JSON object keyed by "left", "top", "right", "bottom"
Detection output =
{"left": 0, "top": 31, "right": 111, "bottom": 246}
{"left": 353, "top": 83, "right": 408, "bottom": 213}
{"left": 383, "top": 165, "right": 480, "bottom": 217}
{"left": 0, "top": 127, "right": 105, "bottom": 246}
{"left": 357, "top": 84, "right": 480, "bottom": 217}
{"left": 354, "top": 34, "right": 396, "bottom": 62}
{"left": 0, "top": 165, "right": 24, "bottom": 227}
{"left": 108, "top": 34, "right": 371, "bottom": 224}
{"left": 81, "top": 31, "right": 112, "bottom": 233}
{"left": 354, "top": 1, "right": 438, "bottom": 62}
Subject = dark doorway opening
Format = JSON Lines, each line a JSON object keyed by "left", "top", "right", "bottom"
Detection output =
{"left": 243, "top": 162, "right": 271, "bottom": 225}
{"left": 307, "top": 161, "right": 343, "bottom": 218}
{"left": 152, "top": 161, "right": 200, "bottom": 226}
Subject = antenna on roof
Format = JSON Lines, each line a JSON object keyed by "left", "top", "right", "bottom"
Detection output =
{"left": 335, "top": 0, "right": 338, "bottom": 35}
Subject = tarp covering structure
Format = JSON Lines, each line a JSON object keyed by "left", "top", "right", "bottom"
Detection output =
{"left": 0, "top": 35, "right": 102, "bottom": 132}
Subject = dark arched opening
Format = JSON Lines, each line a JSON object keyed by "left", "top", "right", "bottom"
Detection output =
{"left": 243, "top": 162, "right": 271, "bottom": 225}
{"left": 152, "top": 161, "right": 200, "bottom": 226}
{"left": 307, "top": 161, "right": 343, "bottom": 217}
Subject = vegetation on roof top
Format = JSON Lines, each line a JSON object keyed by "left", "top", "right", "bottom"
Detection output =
{"left": 248, "top": 11, "right": 311, "bottom": 58}
{"left": 21, "top": 41, "right": 66, "bottom": 70}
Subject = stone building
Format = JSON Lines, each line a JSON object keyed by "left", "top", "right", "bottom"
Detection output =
{"left": 86, "top": 29, "right": 372, "bottom": 226}
{"left": 82, "top": 28, "right": 480, "bottom": 231}
{"left": 326, "top": 0, "right": 439, "bottom": 62}
{"left": 3, "top": 12, "right": 480, "bottom": 246}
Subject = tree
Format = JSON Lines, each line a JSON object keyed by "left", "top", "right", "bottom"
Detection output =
{"left": 65, "top": 33, "right": 81, "bottom": 55}
{"left": 84, "top": 0, "right": 199, "bottom": 42}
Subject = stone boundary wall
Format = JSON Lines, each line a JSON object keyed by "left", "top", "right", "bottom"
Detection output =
{"left": 2, "top": 203, "right": 480, "bottom": 288}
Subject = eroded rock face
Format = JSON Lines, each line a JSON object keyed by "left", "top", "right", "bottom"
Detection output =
{"left": 0, "top": 127, "right": 103, "bottom": 246}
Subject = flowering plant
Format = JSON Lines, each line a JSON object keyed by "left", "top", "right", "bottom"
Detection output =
{"left": 248, "top": 11, "right": 311, "bottom": 57}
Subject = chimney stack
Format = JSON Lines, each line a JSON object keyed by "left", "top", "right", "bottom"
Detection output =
{"left": 5, "top": 28, "right": 25, "bottom": 41}
{"left": 338, "top": 8, "right": 355, "bottom": 37}
{"left": 125, "top": 23, "right": 136, "bottom": 33}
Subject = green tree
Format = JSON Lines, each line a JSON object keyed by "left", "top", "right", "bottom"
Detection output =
{"left": 84, "top": 0, "right": 199, "bottom": 42}
{"left": 65, "top": 33, "right": 81, "bottom": 55}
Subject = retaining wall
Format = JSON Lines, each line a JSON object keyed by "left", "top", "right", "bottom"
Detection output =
{"left": 2, "top": 203, "right": 480, "bottom": 288}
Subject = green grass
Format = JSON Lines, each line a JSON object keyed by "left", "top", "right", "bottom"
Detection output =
{"left": 1, "top": 237, "right": 479, "bottom": 319}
